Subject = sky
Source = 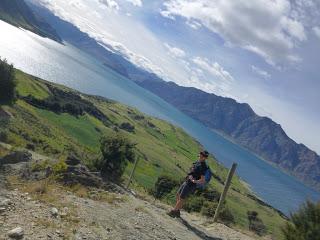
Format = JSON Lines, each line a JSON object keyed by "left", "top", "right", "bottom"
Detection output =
{"left": 33, "top": 0, "right": 320, "bottom": 154}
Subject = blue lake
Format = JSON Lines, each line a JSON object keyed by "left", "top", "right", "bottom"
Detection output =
{"left": 0, "top": 20, "right": 319, "bottom": 214}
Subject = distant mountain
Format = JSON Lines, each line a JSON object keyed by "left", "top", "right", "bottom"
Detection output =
{"left": 138, "top": 80, "right": 320, "bottom": 191}
{"left": 0, "top": 0, "right": 61, "bottom": 42}
{"left": 25, "top": 1, "right": 320, "bottom": 191}
{"left": 27, "top": 2, "right": 163, "bottom": 84}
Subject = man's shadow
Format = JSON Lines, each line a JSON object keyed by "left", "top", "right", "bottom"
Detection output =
{"left": 178, "top": 217, "right": 223, "bottom": 240}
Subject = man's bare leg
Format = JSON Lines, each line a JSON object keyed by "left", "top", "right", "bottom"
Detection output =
{"left": 174, "top": 195, "right": 184, "bottom": 211}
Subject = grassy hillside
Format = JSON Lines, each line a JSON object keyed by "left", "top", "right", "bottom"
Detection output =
{"left": 0, "top": 69, "right": 287, "bottom": 238}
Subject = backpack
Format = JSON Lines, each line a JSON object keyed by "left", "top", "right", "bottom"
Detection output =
{"left": 196, "top": 166, "right": 212, "bottom": 189}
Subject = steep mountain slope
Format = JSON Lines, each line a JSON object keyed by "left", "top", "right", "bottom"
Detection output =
{"left": 138, "top": 80, "right": 320, "bottom": 191}
{"left": 0, "top": 0, "right": 61, "bottom": 42}
{"left": 0, "top": 69, "right": 287, "bottom": 238}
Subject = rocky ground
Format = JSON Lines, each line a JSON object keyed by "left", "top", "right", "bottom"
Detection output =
{"left": 0, "top": 148, "right": 258, "bottom": 240}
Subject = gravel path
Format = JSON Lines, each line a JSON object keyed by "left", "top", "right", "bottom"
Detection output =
{"left": 0, "top": 180, "right": 257, "bottom": 240}
{"left": 0, "top": 146, "right": 257, "bottom": 240}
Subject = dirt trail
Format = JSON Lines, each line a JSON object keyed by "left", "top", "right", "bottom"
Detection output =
{"left": 0, "top": 146, "right": 257, "bottom": 240}
{"left": 0, "top": 180, "right": 256, "bottom": 240}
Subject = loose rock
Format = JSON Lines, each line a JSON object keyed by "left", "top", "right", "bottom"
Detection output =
{"left": 51, "top": 207, "right": 59, "bottom": 217}
{"left": 1, "top": 151, "right": 32, "bottom": 165}
{"left": 7, "top": 227, "right": 24, "bottom": 239}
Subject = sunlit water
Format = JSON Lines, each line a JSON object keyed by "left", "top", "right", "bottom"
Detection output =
{"left": 1, "top": 20, "right": 319, "bottom": 214}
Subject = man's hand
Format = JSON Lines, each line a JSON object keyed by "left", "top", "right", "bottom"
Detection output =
{"left": 189, "top": 175, "right": 197, "bottom": 183}
{"left": 198, "top": 175, "right": 205, "bottom": 184}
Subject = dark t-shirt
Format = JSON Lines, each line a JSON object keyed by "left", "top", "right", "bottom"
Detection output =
{"left": 188, "top": 160, "right": 207, "bottom": 181}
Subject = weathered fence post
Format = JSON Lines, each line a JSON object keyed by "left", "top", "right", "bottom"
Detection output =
{"left": 126, "top": 157, "right": 139, "bottom": 189}
{"left": 213, "top": 162, "right": 237, "bottom": 222}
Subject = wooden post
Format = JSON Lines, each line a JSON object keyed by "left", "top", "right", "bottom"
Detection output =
{"left": 126, "top": 157, "right": 139, "bottom": 189}
{"left": 213, "top": 162, "right": 237, "bottom": 222}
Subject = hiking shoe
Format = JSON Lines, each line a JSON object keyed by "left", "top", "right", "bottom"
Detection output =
{"left": 175, "top": 210, "right": 180, "bottom": 218}
{"left": 167, "top": 210, "right": 180, "bottom": 218}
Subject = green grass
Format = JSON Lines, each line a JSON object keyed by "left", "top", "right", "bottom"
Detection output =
{"left": 16, "top": 70, "right": 50, "bottom": 99}
{"left": 36, "top": 110, "right": 101, "bottom": 150}
{"left": 1, "top": 69, "right": 288, "bottom": 239}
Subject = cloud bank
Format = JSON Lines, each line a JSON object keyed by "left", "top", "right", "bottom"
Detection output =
{"left": 161, "top": 0, "right": 310, "bottom": 67}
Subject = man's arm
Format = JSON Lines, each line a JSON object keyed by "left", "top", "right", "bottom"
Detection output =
{"left": 191, "top": 175, "right": 205, "bottom": 184}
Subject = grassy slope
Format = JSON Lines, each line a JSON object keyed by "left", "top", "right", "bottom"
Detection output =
{"left": 2, "top": 69, "right": 286, "bottom": 238}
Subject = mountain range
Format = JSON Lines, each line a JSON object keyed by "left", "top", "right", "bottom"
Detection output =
{"left": 1, "top": 0, "right": 320, "bottom": 191}
{"left": 138, "top": 80, "right": 320, "bottom": 190}
{"left": 0, "top": 0, "right": 61, "bottom": 42}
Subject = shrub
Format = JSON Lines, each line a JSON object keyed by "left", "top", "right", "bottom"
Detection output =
{"left": 52, "top": 159, "right": 68, "bottom": 175}
{"left": 201, "top": 201, "right": 218, "bottom": 217}
{"left": 147, "top": 121, "right": 156, "bottom": 128}
{"left": 0, "top": 58, "right": 16, "bottom": 105}
{"left": 119, "top": 122, "right": 135, "bottom": 133}
{"left": 31, "top": 159, "right": 51, "bottom": 172}
{"left": 219, "top": 206, "right": 235, "bottom": 226}
{"left": 183, "top": 195, "right": 205, "bottom": 213}
{"left": 26, "top": 143, "right": 35, "bottom": 151}
{"left": 99, "top": 133, "right": 136, "bottom": 181}
{"left": 0, "top": 130, "right": 8, "bottom": 142}
{"left": 29, "top": 180, "right": 49, "bottom": 194}
{"left": 199, "top": 188, "right": 221, "bottom": 202}
{"left": 282, "top": 201, "right": 320, "bottom": 240}
{"left": 247, "top": 210, "right": 266, "bottom": 236}
{"left": 153, "top": 175, "right": 179, "bottom": 199}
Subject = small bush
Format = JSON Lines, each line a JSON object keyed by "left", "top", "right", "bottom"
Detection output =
{"left": 0, "top": 58, "right": 16, "bottom": 105}
{"left": 247, "top": 210, "right": 266, "bottom": 236}
{"left": 26, "top": 143, "right": 35, "bottom": 151}
{"left": 68, "top": 183, "right": 89, "bottom": 198}
{"left": 52, "top": 159, "right": 68, "bottom": 175}
{"left": 99, "top": 133, "right": 136, "bottom": 181}
{"left": 153, "top": 175, "right": 179, "bottom": 199}
{"left": 147, "top": 121, "right": 156, "bottom": 128}
{"left": 200, "top": 188, "right": 221, "bottom": 202}
{"left": 119, "top": 122, "right": 135, "bottom": 133}
{"left": 282, "top": 201, "right": 320, "bottom": 240}
{"left": 183, "top": 196, "right": 205, "bottom": 213}
{"left": 181, "top": 188, "right": 221, "bottom": 215}
{"left": 219, "top": 206, "right": 235, "bottom": 226}
{"left": 0, "top": 130, "right": 8, "bottom": 142}
{"left": 201, "top": 201, "right": 218, "bottom": 217}
{"left": 31, "top": 160, "right": 51, "bottom": 172}
{"left": 27, "top": 179, "right": 49, "bottom": 194}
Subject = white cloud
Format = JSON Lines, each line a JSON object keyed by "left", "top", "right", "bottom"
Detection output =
{"left": 313, "top": 26, "right": 320, "bottom": 39}
{"left": 251, "top": 65, "right": 271, "bottom": 79}
{"left": 186, "top": 20, "right": 202, "bottom": 30}
{"left": 97, "top": 39, "right": 167, "bottom": 77}
{"left": 98, "top": 0, "right": 119, "bottom": 11}
{"left": 281, "top": 17, "right": 306, "bottom": 41}
{"left": 161, "top": 0, "right": 307, "bottom": 67}
{"left": 93, "top": 0, "right": 143, "bottom": 11}
{"left": 160, "top": 10, "right": 175, "bottom": 20}
{"left": 125, "top": 0, "right": 142, "bottom": 7}
{"left": 164, "top": 43, "right": 186, "bottom": 58}
{"left": 193, "top": 57, "right": 234, "bottom": 82}
{"left": 35, "top": 0, "right": 168, "bottom": 79}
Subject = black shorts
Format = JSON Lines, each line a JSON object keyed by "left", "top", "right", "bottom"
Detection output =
{"left": 177, "top": 181, "right": 196, "bottom": 199}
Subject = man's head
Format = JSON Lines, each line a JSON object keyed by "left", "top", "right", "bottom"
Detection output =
{"left": 199, "top": 150, "right": 209, "bottom": 161}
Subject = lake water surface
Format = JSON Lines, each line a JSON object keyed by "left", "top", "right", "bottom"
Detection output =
{"left": 1, "top": 20, "right": 319, "bottom": 214}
